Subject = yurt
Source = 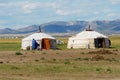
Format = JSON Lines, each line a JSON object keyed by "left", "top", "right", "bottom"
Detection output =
{"left": 67, "top": 26, "right": 110, "bottom": 49}
{"left": 21, "top": 29, "right": 57, "bottom": 50}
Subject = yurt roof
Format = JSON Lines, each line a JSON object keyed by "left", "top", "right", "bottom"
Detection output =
{"left": 23, "top": 32, "right": 55, "bottom": 41}
{"left": 70, "top": 30, "right": 108, "bottom": 39}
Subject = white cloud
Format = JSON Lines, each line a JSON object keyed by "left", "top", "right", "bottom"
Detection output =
{"left": 22, "top": 2, "right": 38, "bottom": 14}
{"left": 56, "top": 9, "right": 81, "bottom": 15}
{"left": 0, "top": 2, "right": 23, "bottom": 7}
{"left": 0, "top": 20, "right": 6, "bottom": 24}
{"left": 0, "top": 3, "right": 6, "bottom": 7}
{"left": 107, "top": 13, "right": 117, "bottom": 17}
{"left": 105, "top": 13, "right": 120, "bottom": 20}
{"left": 56, "top": 10, "right": 68, "bottom": 15}
{"left": 21, "top": 2, "right": 57, "bottom": 14}
{"left": 0, "top": 1, "right": 56, "bottom": 14}
{"left": 109, "top": 0, "right": 120, "bottom": 4}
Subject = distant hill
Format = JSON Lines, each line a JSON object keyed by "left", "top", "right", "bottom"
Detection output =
{"left": 41, "top": 21, "right": 87, "bottom": 33}
{"left": 0, "top": 28, "right": 19, "bottom": 34}
{"left": 18, "top": 25, "right": 38, "bottom": 33}
{"left": 0, "top": 20, "right": 120, "bottom": 34}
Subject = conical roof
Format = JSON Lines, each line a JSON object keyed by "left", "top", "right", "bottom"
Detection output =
{"left": 70, "top": 30, "right": 108, "bottom": 39}
{"left": 23, "top": 32, "right": 55, "bottom": 41}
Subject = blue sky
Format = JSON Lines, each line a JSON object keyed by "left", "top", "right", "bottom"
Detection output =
{"left": 0, "top": 0, "right": 120, "bottom": 29}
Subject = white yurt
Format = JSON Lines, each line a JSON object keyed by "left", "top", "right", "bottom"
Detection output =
{"left": 67, "top": 27, "right": 110, "bottom": 49}
{"left": 21, "top": 29, "right": 57, "bottom": 50}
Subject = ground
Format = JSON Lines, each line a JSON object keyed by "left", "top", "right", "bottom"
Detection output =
{"left": 0, "top": 36, "right": 119, "bottom": 80}
{"left": 0, "top": 49, "right": 120, "bottom": 80}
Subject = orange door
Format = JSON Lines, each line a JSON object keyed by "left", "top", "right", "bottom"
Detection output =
{"left": 42, "top": 38, "right": 50, "bottom": 49}
{"left": 44, "top": 39, "right": 50, "bottom": 49}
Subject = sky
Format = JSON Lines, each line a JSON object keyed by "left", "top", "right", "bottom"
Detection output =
{"left": 0, "top": 0, "right": 120, "bottom": 29}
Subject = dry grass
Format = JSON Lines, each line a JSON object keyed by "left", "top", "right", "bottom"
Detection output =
{"left": 0, "top": 38, "right": 21, "bottom": 43}
{"left": 0, "top": 49, "right": 120, "bottom": 80}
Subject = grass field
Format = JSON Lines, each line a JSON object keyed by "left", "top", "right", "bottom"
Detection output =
{"left": 0, "top": 36, "right": 119, "bottom": 80}
{"left": 0, "top": 38, "right": 21, "bottom": 51}
{"left": 0, "top": 36, "right": 119, "bottom": 50}
{"left": 109, "top": 36, "right": 120, "bottom": 49}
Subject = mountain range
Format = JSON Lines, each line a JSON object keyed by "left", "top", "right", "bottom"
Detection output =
{"left": 0, "top": 20, "right": 120, "bottom": 34}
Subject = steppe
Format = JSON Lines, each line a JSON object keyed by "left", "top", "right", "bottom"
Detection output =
{"left": 0, "top": 36, "right": 119, "bottom": 80}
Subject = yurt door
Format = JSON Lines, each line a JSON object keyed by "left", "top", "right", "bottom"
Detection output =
{"left": 41, "top": 38, "right": 50, "bottom": 49}
{"left": 95, "top": 38, "right": 105, "bottom": 48}
{"left": 94, "top": 39, "right": 98, "bottom": 48}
